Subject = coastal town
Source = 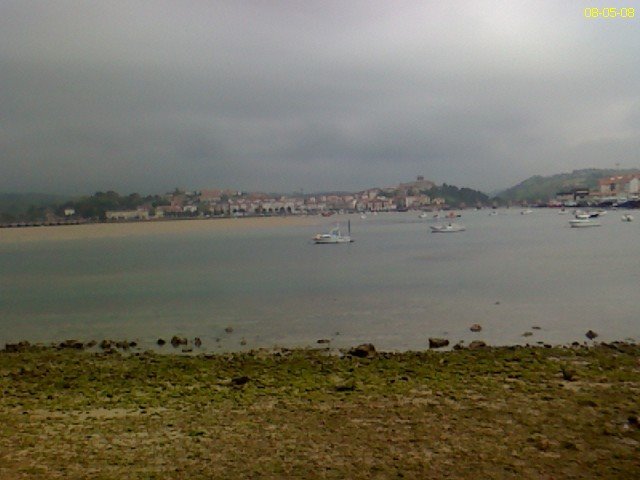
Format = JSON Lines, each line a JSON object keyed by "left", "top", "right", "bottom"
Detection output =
{"left": 1, "top": 172, "right": 640, "bottom": 228}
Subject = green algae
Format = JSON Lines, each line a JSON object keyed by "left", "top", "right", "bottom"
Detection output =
{"left": 1, "top": 344, "right": 639, "bottom": 479}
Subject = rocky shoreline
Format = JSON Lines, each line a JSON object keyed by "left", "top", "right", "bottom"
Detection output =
{"left": 1, "top": 342, "right": 639, "bottom": 478}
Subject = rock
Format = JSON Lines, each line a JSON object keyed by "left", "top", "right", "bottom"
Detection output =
{"left": 58, "top": 340, "right": 84, "bottom": 349}
{"left": 532, "top": 326, "right": 541, "bottom": 330}
{"left": 468, "top": 340, "right": 487, "bottom": 350}
{"left": 231, "top": 376, "right": 249, "bottom": 386}
{"left": 86, "top": 340, "right": 97, "bottom": 348}
{"left": 469, "top": 324, "right": 482, "bottom": 332}
{"left": 561, "top": 367, "right": 575, "bottom": 381}
{"left": 586, "top": 330, "right": 598, "bottom": 340}
{"left": 453, "top": 341, "right": 465, "bottom": 350}
{"left": 349, "top": 343, "right": 376, "bottom": 358}
{"left": 494, "top": 301, "right": 500, "bottom": 305}
{"left": 170, "top": 335, "right": 188, "bottom": 347}
{"left": 240, "top": 338, "right": 247, "bottom": 346}
{"left": 157, "top": 338, "right": 166, "bottom": 346}
{"left": 115, "top": 340, "right": 130, "bottom": 350}
{"left": 317, "top": 339, "right": 331, "bottom": 344}
{"left": 181, "top": 347, "right": 193, "bottom": 353}
{"left": 428, "top": 338, "right": 450, "bottom": 349}
{"left": 128, "top": 341, "right": 137, "bottom": 348}
{"left": 99, "top": 340, "right": 113, "bottom": 350}
{"left": 335, "top": 379, "right": 356, "bottom": 392}
{"left": 628, "top": 415, "right": 639, "bottom": 428}
{"left": 225, "top": 327, "right": 234, "bottom": 333}
{"left": 194, "top": 337, "right": 202, "bottom": 348}
{"left": 522, "top": 332, "right": 533, "bottom": 337}
{"left": 4, "top": 341, "right": 30, "bottom": 353}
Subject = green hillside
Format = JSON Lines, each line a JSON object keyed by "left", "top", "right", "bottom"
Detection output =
{"left": 496, "top": 169, "right": 640, "bottom": 203}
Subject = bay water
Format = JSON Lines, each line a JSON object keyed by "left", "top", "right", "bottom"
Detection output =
{"left": 1, "top": 210, "right": 638, "bottom": 351}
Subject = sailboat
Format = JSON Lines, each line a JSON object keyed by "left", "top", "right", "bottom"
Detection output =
{"left": 313, "top": 221, "right": 354, "bottom": 244}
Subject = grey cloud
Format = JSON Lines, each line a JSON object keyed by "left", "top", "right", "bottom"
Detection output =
{"left": 1, "top": 1, "right": 639, "bottom": 194}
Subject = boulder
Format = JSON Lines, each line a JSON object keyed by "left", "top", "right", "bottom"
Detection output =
{"left": 349, "top": 343, "right": 376, "bottom": 358}
{"left": 428, "top": 338, "right": 450, "bottom": 349}
{"left": 470, "top": 324, "right": 482, "bottom": 332}
{"left": 468, "top": 340, "right": 487, "bottom": 350}
{"left": 99, "top": 339, "right": 114, "bottom": 350}
{"left": 317, "top": 339, "right": 331, "bottom": 344}
{"left": 225, "top": 327, "right": 234, "bottom": 333}
{"left": 585, "top": 330, "right": 598, "bottom": 340}
{"left": 157, "top": 338, "right": 166, "bottom": 346}
{"left": 194, "top": 337, "right": 202, "bottom": 348}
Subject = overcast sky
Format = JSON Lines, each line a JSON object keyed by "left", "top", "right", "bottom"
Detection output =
{"left": 1, "top": 1, "right": 638, "bottom": 195}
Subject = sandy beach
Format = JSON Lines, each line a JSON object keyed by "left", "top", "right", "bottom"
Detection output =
{"left": 0, "top": 216, "right": 320, "bottom": 244}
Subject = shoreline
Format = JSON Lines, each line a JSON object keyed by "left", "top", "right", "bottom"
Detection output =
{"left": 0, "top": 214, "right": 321, "bottom": 244}
{"left": 1, "top": 344, "right": 639, "bottom": 478}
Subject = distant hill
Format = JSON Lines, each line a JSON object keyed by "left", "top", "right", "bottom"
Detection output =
{"left": 496, "top": 169, "right": 640, "bottom": 203}
{"left": 0, "top": 193, "right": 70, "bottom": 216}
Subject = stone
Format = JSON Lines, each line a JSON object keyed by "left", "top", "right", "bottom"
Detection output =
{"left": 99, "top": 340, "right": 113, "bottom": 350}
{"left": 225, "top": 327, "right": 234, "bottom": 333}
{"left": 240, "top": 338, "right": 247, "bottom": 346}
{"left": 170, "top": 336, "right": 188, "bottom": 347}
{"left": 428, "top": 338, "right": 450, "bottom": 349}
{"left": 317, "top": 339, "right": 331, "bottom": 344}
{"left": 586, "top": 330, "right": 598, "bottom": 340}
{"left": 4, "top": 341, "right": 30, "bottom": 353}
{"left": 194, "top": 337, "right": 202, "bottom": 348}
{"left": 522, "top": 332, "right": 533, "bottom": 337}
{"left": 58, "top": 340, "right": 84, "bottom": 349}
{"left": 349, "top": 343, "right": 376, "bottom": 358}
{"left": 453, "top": 341, "right": 465, "bottom": 350}
{"left": 470, "top": 324, "right": 482, "bottom": 332}
{"left": 231, "top": 376, "right": 249, "bottom": 386}
{"left": 468, "top": 340, "right": 487, "bottom": 350}
{"left": 157, "top": 338, "right": 166, "bottom": 346}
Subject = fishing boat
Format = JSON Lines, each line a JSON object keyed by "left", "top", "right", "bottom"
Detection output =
{"left": 569, "top": 218, "right": 600, "bottom": 228}
{"left": 313, "top": 221, "right": 354, "bottom": 244}
{"left": 520, "top": 209, "right": 533, "bottom": 215}
{"left": 430, "top": 222, "right": 466, "bottom": 233}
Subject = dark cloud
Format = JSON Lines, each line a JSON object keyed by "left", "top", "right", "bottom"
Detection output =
{"left": 1, "top": 1, "right": 638, "bottom": 194}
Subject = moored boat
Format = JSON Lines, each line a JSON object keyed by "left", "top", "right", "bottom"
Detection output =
{"left": 430, "top": 222, "right": 466, "bottom": 233}
{"left": 569, "top": 218, "right": 600, "bottom": 228}
{"left": 313, "top": 222, "right": 354, "bottom": 244}
{"left": 621, "top": 214, "right": 634, "bottom": 222}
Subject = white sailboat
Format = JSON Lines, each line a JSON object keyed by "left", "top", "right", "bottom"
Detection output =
{"left": 313, "top": 221, "right": 354, "bottom": 244}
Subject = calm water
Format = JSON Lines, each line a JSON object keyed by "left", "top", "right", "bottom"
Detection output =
{"left": 1, "top": 210, "right": 639, "bottom": 351}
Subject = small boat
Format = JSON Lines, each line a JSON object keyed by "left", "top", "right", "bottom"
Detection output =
{"left": 569, "top": 219, "right": 600, "bottom": 228}
{"left": 520, "top": 209, "right": 533, "bottom": 215}
{"left": 418, "top": 212, "right": 428, "bottom": 219}
{"left": 489, "top": 211, "right": 498, "bottom": 216}
{"left": 360, "top": 214, "right": 367, "bottom": 219}
{"left": 430, "top": 222, "right": 466, "bottom": 233}
{"left": 621, "top": 214, "right": 634, "bottom": 222}
{"left": 313, "top": 221, "right": 354, "bottom": 244}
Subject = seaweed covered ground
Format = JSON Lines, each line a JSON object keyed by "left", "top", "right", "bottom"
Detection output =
{"left": 1, "top": 344, "right": 639, "bottom": 479}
